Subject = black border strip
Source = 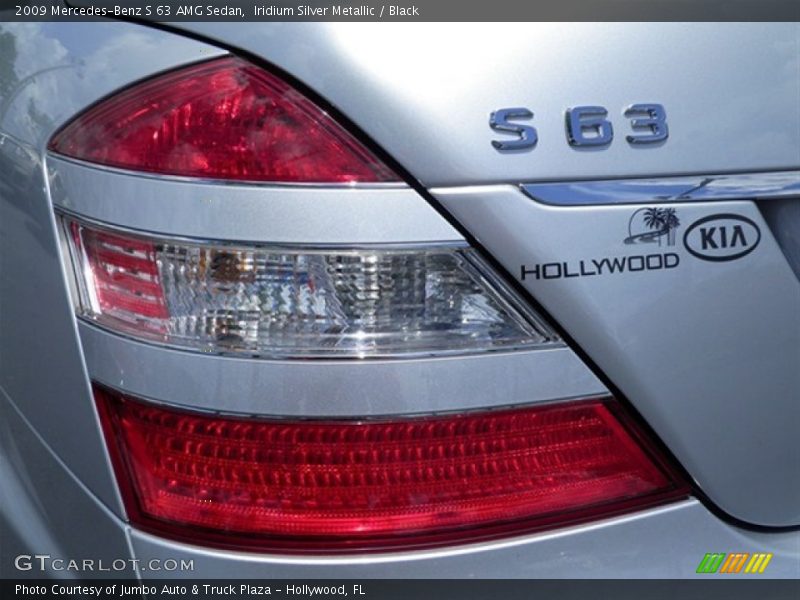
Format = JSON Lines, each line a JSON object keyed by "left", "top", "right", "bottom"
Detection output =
{"left": 42, "top": 0, "right": 800, "bottom": 22}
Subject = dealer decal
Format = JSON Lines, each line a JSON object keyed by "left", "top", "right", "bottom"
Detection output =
{"left": 521, "top": 253, "right": 678, "bottom": 280}
{"left": 520, "top": 208, "right": 759, "bottom": 281}
{"left": 683, "top": 213, "right": 761, "bottom": 262}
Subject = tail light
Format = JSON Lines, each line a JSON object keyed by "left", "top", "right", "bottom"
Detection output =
{"left": 53, "top": 57, "right": 556, "bottom": 358}
{"left": 96, "top": 386, "right": 687, "bottom": 552}
{"left": 61, "top": 216, "right": 554, "bottom": 358}
{"left": 53, "top": 56, "right": 688, "bottom": 553}
{"left": 49, "top": 57, "right": 396, "bottom": 183}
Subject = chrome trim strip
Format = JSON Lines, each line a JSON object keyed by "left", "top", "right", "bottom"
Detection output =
{"left": 521, "top": 170, "right": 800, "bottom": 206}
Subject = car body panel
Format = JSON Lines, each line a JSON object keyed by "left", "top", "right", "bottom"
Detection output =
{"left": 0, "top": 391, "right": 134, "bottom": 578}
{"left": 433, "top": 186, "right": 800, "bottom": 526}
{"left": 0, "top": 18, "right": 612, "bottom": 539}
{"left": 78, "top": 323, "right": 604, "bottom": 418}
{"left": 0, "top": 21, "right": 225, "bottom": 514}
{"left": 163, "top": 22, "right": 800, "bottom": 186}
{"left": 48, "top": 156, "right": 463, "bottom": 246}
{"left": 156, "top": 20, "right": 800, "bottom": 527}
{"left": 0, "top": 19, "right": 798, "bottom": 577}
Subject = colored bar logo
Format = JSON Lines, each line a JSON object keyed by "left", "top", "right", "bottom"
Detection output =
{"left": 696, "top": 552, "right": 773, "bottom": 574}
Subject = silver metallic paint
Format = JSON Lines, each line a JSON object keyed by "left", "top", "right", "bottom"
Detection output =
{"left": 0, "top": 21, "right": 227, "bottom": 524}
{"left": 168, "top": 23, "right": 800, "bottom": 186}
{"left": 48, "top": 156, "right": 463, "bottom": 245}
{"left": 79, "top": 323, "right": 600, "bottom": 418}
{"left": 0, "top": 391, "right": 134, "bottom": 578}
{"left": 433, "top": 185, "right": 800, "bottom": 526}
{"left": 1, "top": 19, "right": 798, "bottom": 576}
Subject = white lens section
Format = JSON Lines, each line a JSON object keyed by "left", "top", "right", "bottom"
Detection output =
{"left": 62, "top": 217, "right": 557, "bottom": 358}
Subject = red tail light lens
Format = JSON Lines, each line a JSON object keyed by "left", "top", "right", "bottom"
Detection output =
{"left": 96, "top": 386, "right": 687, "bottom": 552}
{"left": 73, "top": 223, "right": 168, "bottom": 324}
{"left": 49, "top": 57, "right": 397, "bottom": 183}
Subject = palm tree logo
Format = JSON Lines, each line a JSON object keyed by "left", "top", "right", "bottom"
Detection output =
{"left": 624, "top": 207, "right": 680, "bottom": 246}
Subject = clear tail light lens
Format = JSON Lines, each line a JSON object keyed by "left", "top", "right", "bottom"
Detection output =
{"left": 48, "top": 57, "right": 397, "bottom": 183}
{"left": 62, "top": 217, "right": 553, "bottom": 358}
{"left": 96, "top": 386, "right": 687, "bottom": 552}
